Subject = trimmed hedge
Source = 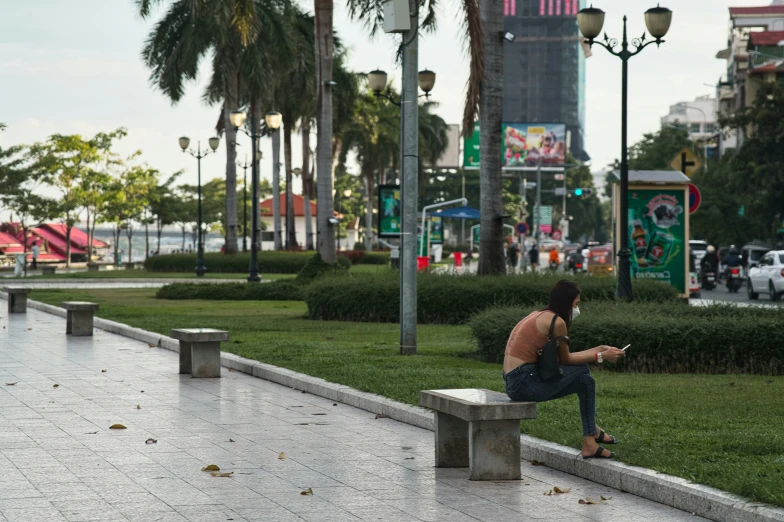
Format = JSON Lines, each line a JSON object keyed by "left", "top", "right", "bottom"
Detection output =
{"left": 305, "top": 273, "right": 680, "bottom": 325}
{"left": 469, "top": 302, "right": 784, "bottom": 374}
{"left": 144, "top": 252, "right": 351, "bottom": 274}
{"left": 155, "top": 281, "right": 303, "bottom": 301}
{"left": 295, "top": 253, "right": 351, "bottom": 284}
{"left": 340, "top": 250, "right": 390, "bottom": 265}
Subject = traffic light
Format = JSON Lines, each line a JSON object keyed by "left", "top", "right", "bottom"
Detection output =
{"left": 574, "top": 188, "right": 583, "bottom": 196}
{"left": 571, "top": 188, "right": 593, "bottom": 197}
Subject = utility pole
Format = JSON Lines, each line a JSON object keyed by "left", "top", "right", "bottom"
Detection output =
{"left": 399, "top": 0, "right": 419, "bottom": 355}
{"left": 534, "top": 160, "right": 542, "bottom": 244}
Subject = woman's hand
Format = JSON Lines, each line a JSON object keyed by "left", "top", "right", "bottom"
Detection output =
{"left": 597, "top": 345, "right": 625, "bottom": 363}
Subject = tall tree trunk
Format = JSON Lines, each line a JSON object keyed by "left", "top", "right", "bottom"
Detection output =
{"left": 86, "top": 212, "right": 92, "bottom": 262}
{"left": 181, "top": 226, "right": 186, "bottom": 251}
{"left": 272, "top": 128, "right": 283, "bottom": 250}
{"left": 253, "top": 102, "right": 263, "bottom": 253}
{"left": 126, "top": 227, "right": 134, "bottom": 262}
{"left": 301, "top": 117, "right": 314, "bottom": 250}
{"left": 223, "top": 78, "right": 240, "bottom": 254}
{"left": 114, "top": 226, "right": 120, "bottom": 265}
{"left": 144, "top": 222, "right": 149, "bottom": 260}
{"left": 364, "top": 168, "right": 374, "bottom": 251}
{"left": 89, "top": 214, "right": 97, "bottom": 261}
{"left": 315, "top": 0, "right": 336, "bottom": 263}
{"left": 477, "top": 0, "right": 505, "bottom": 275}
{"left": 65, "top": 222, "right": 72, "bottom": 268}
{"left": 157, "top": 218, "right": 162, "bottom": 254}
{"left": 283, "top": 117, "right": 297, "bottom": 249}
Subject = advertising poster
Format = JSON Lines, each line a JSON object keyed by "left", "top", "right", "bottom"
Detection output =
{"left": 429, "top": 216, "right": 443, "bottom": 244}
{"left": 627, "top": 189, "right": 687, "bottom": 294}
{"left": 473, "top": 226, "right": 480, "bottom": 245}
{"left": 378, "top": 185, "right": 401, "bottom": 238}
{"left": 463, "top": 123, "right": 566, "bottom": 168}
{"left": 503, "top": 124, "right": 566, "bottom": 167}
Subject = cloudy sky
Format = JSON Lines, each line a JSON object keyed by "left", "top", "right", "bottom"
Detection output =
{"left": 0, "top": 0, "right": 765, "bottom": 201}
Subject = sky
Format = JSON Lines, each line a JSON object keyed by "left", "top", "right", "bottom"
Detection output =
{"left": 0, "top": 0, "right": 767, "bottom": 204}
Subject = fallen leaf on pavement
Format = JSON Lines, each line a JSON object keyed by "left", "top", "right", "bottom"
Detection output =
{"left": 145, "top": 438, "right": 157, "bottom": 444}
{"left": 578, "top": 497, "right": 600, "bottom": 505}
{"left": 530, "top": 460, "right": 545, "bottom": 466}
{"left": 85, "top": 431, "right": 98, "bottom": 435}
{"left": 109, "top": 424, "right": 126, "bottom": 430}
{"left": 553, "top": 487, "right": 571, "bottom": 494}
{"left": 600, "top": 495, "right": 612, "bottom": 501}
{"left": 374, "top": 414, "right": 387, "bottom": 419}
{"left": 5, "top": 382, "right": 18, "bottom": 386}
{"left": 27, "top": 328, "right": 32, "bottom": 330}
{"left": 201, "top": 464, "right": 220, "bottom": 471}
{"left": 300, "top": 488, "right": 313, "bottom": 495}
{"left": 148, "top": 343, "right": 155, "bottom": 348}
{"left": 278, "top": 452, "right": 286, "bottom": 460}
{"left": 404, "top": 457, "right": 415, "bottom": 460}
{"left": 101, "top": 370, "right": 107, "bottom": 373}
{"left": 228, "top": 439, "right": 235, "bottom": 443}
{"left": 210, "top": 471, "right": 233, "bottom": 477}
{"left": 53, "top": 384, "right": 59, "bottom": 388}
{"left": 136, "top": 405, "right": 141, "bottom": 409}
{"left": 544, "top": 490, "right": 552, "bottom": 496}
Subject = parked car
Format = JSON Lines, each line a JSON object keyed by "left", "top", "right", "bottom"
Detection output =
{"left": 747, "top": 250, "right": 784, "bottom": 302}
{"left": 741, "top": 241, "right": 772, "bottom": 276}
{"left": 689, "top": 240, "right": 708, "bottom": 273}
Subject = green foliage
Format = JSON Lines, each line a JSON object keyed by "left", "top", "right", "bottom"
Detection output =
{"left": 155, "top": 281, "right": 302, "bottom": 301}
{"left": 295, "top": 253, "right": 351, "bottom": 284}
{"left": 340, "top": 250, "right": 390, "bottom": 265}
{"left": 469, "top": 302, "right": 784, "bottom": 374}
{"left": 305, "top": 274, "right": 679, "bottom": 324}
{"left": 144, "top": 252, "right": 313, "bottom": 274}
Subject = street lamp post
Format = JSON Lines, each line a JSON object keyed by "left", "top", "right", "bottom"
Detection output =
{"left": 338, "top": 189, "right": 351, "bottom": 250}
{"left": 367, "top": 68, "right": 436, "bottom": 356}
{"left": 237, "top": 155, "right": 252, "bottom": 252}
{"left": 179, "top": 136, "right": 220, "bottom": 277}
{"left": 577, "top": 4, "right": 672, "bottom": 300}
{"left": 229, "top": 109, "right": 283, "bottom": 282}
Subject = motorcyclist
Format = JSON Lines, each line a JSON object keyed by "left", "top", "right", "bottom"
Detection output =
{"left": 567, "top": 251, "right": 585, "bottom": 273}
{"left": 700, "top": 245, "right": 719, "bottom": 274}
{"left": 723, "top": 245, "right": 741, "bottom": 279}
{"left": 548, "top": 248, "right": 559, "bottom": 271}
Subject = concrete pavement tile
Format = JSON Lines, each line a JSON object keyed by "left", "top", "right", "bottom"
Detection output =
{"left": 1, "top": 507, "right": 68, "bottom": 522}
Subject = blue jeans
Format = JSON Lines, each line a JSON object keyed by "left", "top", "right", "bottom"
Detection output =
{"left": 504, "top": 363, "right": 597, "bottom": 437}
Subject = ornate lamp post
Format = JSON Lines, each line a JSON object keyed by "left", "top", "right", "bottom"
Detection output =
{"left": 179, "top": 136, "right": 220, "bottom": 277}
{"left": 229, "top": 109, "right": 283, "bottom": 282}
{"left": 577, "top": 4, "right": 672, "bottom": 300}
{"left": 367, "top": 69, "right": 436, "bottom": 105}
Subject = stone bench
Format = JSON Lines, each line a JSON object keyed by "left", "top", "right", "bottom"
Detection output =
{"left": 419, "top": 389, "right": 536, "bottom": 481}
{"left": 87, "top": 262, "right": 100, "bottom": 272}
{"left": 4, "top": 286, "right": 31, "bottom": 313}
{"left": 41, "top": 266, "right": 57, "bottom": 275}
{"left": 171, "top": 328, "right": 229, "bottom": 378}
{"left": 62, "top": 302, "right": 99, "bottom": 336}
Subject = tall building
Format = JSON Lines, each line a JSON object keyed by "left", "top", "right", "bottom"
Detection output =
{"left": 715, "top": 0, "right": 784, "bottom": 155}
{"left": 503, "top": 0, "right": 589, "bottom": 161}
{"left": 660, "top": 95, "right": 719, "bottom": 160}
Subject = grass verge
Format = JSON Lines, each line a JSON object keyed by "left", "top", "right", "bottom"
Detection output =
{"left": 28, "top": 288, "right": 784, "bottom": 507}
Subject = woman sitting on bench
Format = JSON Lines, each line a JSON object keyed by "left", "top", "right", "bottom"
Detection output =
{"left": 502, "top": 280, "right": 625, "bottom": 459}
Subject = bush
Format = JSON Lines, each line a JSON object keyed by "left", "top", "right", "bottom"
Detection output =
{"left": 155, "top": 281, "right": 303, "bottom": 301}
{"left": 340, "top": 250, "right": 390, "bottom": 265}
{"left": 305, "top": 273, "right": 680, "bottom": 325}
{"left": 469, "top": 302, "right": 784, "bottom": 374}
{"left": 295, "top": 253, "right": 351, "bottom": 285}
{"left": 144, "top": 252, "right": 315, "bottom": 274}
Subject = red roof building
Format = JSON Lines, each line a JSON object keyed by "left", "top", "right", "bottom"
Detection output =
{"left": 729, "top": 5, "right": 784, "bottom": 17}
{"left": 748, "top": 30, "right": 784, "bottom": 46}
{"left": 260, "top": 194, "right": 317, "bottom": 217}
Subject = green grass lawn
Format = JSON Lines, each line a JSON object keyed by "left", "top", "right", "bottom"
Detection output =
{"left": 29, "top": 288, "right": 784, "bottom": 507}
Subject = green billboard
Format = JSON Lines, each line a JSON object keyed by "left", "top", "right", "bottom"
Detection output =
{"left": 627, "top": 189, "right": 687, "bottom": 294}
{"left": 429, "top": 216, "right": 443, "bottom": 244}
{"left": 462, "top": 122, "right": 567, "bottom": 168}
{"left": 463, "top": 123, "right": 481, "bottom": 168}
{"left": 378, "top": 185, "right": 401, "bottom": 238}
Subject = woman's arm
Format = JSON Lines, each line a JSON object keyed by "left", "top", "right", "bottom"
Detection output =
{"left": 553, "top": 318, "right": 623, "bottom": 365}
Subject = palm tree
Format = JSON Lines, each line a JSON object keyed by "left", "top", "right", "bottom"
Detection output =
{"left": 137, "top": 0, "right": 262, "bottom": 256}
{"left": 314, "top": 0, "right": 336, "bottom": 262}
{"left": 346, "top": 0, "right": 505, "bottom": 273}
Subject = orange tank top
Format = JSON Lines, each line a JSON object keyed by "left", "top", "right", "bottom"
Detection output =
{"left": 504, "top": 310, "right": 554, "bottom": 363}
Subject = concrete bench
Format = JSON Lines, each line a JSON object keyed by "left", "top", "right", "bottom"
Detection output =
{"left": 419, "top": 389, "right": 536, "bottom": 481}
{"left": 4, "top": 286, "right": 31, "bottom": 313}
{"left": 87, "top": 263, "right": 100, "bottom": 272}
{"left": 62, "top": 302, "right": 99, "bottom": 336}
{"left": 171, "top": 328, "right": 229, "bottom": 378}
{"left": 41, "top": 266, "right": 57, "bottom": 275}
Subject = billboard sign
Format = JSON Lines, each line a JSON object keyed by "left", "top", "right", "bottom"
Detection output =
{"left": 463, "top": 123, "right": 567, "bottom": 169}
{"left": 429, "top": 216, "right": 443, "bottom": 244}
{"left": 433, "top": 124, "right": 461, "bottom": 169}
{"left": 378, "top": 185, "right": 401, "bottom": 238}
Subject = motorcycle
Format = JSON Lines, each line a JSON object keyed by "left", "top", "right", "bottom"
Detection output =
{"left": 701, "top": 270, "right": 716, "bottom": 290}
{"left": 726, "top": 267, "right": 742, "bottom": 293}
{"left": 567, "top": 258, "right": 585, "bottom": 276}
{"left": 549, "top": 260, "right": 559, "bottom": 272}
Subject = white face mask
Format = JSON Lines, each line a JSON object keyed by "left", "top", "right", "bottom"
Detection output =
{"left": 571, "top": 306, "right": 581, "bottom": 321}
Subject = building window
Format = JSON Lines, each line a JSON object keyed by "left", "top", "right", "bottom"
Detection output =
{"left": 689, "top": 123, "right": 702, "bottom": 133}
{"left": 704, "top": 123, "right": 716, "bottom": 134}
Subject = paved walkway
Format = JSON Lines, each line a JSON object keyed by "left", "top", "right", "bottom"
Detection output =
{"left": 0, "top": 309, "right": 706, "bottom": 522}
{"left": 0, "top": 279, "right": 244, "bottom": 290}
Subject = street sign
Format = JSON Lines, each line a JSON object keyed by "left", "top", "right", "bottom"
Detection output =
{"left": 554, "top": 187, "right": 567, "bottom": 196}
{"left": 525, "top": 182, "right": 537, "bottom": 189}
{"left": 669, "top": 147, "right": 702, "bottom": 178}
{"left": 688, "top": 183, "right": 701, "bottom": 214}
{"left": 551, "top": 229, "right": 562, "bottom": 241}
{"left": 554, "top": 174, "right": 565, "bottom": 181}
{"left": 538, "top": 206, "right": 552, "bottom": 225}
{"left": 541, "top": 224, "right": 552, "bottom": 234}
{"left": 515, "top": 222, "right": 529, "bottom": 235}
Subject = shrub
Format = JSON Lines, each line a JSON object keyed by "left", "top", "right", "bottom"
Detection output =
{"left": 469, "top": 302, "right": 784, "bottom": 374}
{"left": 155, "top": 281, "right": 303, "bottom": 301}
{"left": 295, "top": 253, "right": 351, "bottom": 285}
{"left": 144, "top": 252, "right": 314, "bottom": 274}
{"left": 340, "top": 250, "right": 390, "bottom": 265}
{"left": 305, "top": 273, "right": 680, "bottom": 324}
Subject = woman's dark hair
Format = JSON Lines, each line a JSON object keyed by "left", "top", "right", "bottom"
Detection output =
{"left": 545, "top": 280, "right": 581, "bottom": 331}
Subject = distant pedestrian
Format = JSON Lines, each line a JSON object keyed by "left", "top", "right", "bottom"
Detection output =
{"left": 528, "top": 243, "right": 539, "bottom": 273}
{"left": 508, "top": 241, "right": 520, "bottom": 273}
{"left": 31, "top": 241, "right": 40, "bottom": 270}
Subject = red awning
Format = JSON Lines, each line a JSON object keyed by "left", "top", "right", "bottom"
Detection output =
{"left": 40, "top": 223, "right": 108, "bottom": 249}
{"left": 32, "top": 227, "right": 87, "bottom": 255}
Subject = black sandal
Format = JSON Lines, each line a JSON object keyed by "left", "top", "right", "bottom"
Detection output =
{"left": 583, "top": 446, "right": 614, "bottom": 459}
{"left": 595, "top": 429, "right": 619, "bottom": 445}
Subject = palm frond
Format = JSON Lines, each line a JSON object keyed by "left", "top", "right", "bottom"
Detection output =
{"left": 461, "top": 0, "right": 482, "bottom": 137}
{"left": 232, "top": 0, "right": 261, "bottom": 46}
